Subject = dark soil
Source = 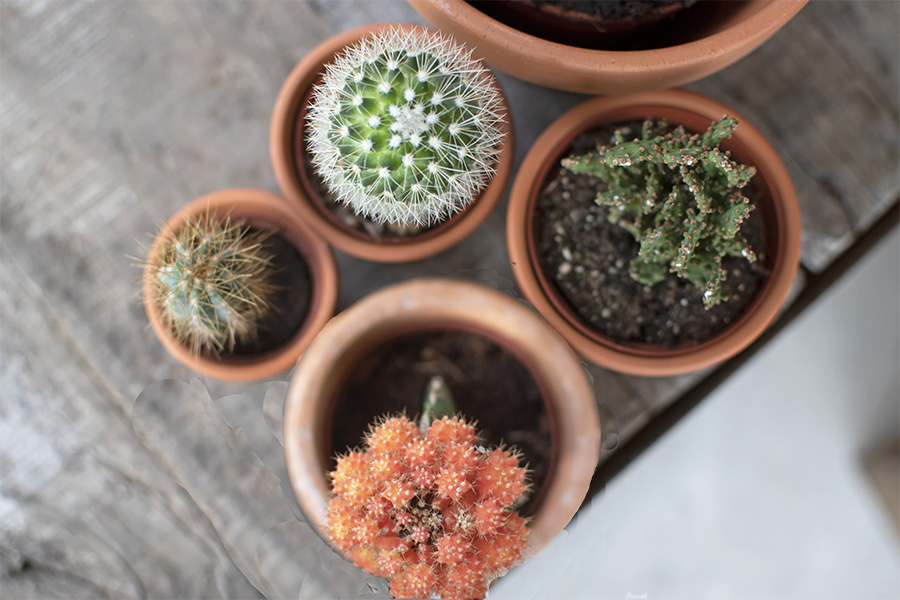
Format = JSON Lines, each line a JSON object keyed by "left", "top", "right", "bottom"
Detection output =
{"left": 229, "top": 230, "right": 312, "bottom": 356}
{"left": 468, "top": 0, "right": 736, "bottom": 51}
{"left": 295, "top": 122, "right": 435, "bottom": 239}
{"left": 537, "top": 123, "right": 767, "bottom": 349}
{"left": 329, "top": 330, "right": 553, "bottom": 517}
{"left": 531, "top": 0, "right": 691, "bottom": 23}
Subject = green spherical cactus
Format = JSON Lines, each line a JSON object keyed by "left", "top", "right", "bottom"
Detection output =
{"left": 563, "top": 117, "right": 758, "bottom": 308}
{"left": 306, "top": 27, "right": 506, "bottom": 228}
{"left": 146, "top": 214, "right": 275, "bottom": 355}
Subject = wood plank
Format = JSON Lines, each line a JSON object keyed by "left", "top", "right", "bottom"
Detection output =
{"left": 132, "top": 379, "right": 373, "bottom": 599}
{"left": 0, "top": 255, "right": 261, "bottom": 599}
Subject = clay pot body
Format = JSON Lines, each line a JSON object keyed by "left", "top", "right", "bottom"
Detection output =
{"left": 270, "top": 23, "right": 514, "bottom": 263}
{"left": 143, "top": 188, "right": 338, "bottom": 381}
{"left": 408, "top": 0, "right": 807, "bottom": 94}
{"left": 283, "top": 278, "right": 601, "bottom": 560}
{"left": 507, "top": 90, "right": 802, "bottom": 376}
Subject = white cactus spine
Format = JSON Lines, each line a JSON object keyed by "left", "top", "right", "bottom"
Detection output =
{"left": 306, "top": 27, "right": 506, "bottom": 228}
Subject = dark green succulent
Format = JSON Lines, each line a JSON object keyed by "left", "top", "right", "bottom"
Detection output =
{"left": 562, "top": 116, "right": 757, "bottom": 308}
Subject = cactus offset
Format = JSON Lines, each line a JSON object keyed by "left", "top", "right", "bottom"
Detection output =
{"left": 326, "top": 377, "right": 529, "bottom": 599}
{"left": 562, "top": 117, "right": 758, "bottom": 308}
{"left": 307, "top": 27, "right": 506, "bottom": 228}
{"left": 146, "top": 213, "right": 275, "bottom": 355}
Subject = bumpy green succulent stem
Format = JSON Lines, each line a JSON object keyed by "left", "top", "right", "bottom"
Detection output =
{"left": 562, "top": 117, "right": 757, "bottom": 308}
{"left": 307, "top": 27, "right": 505, "bottom": 227}
{"left": 147, "top": 214, "right": 275, "bottom": 355}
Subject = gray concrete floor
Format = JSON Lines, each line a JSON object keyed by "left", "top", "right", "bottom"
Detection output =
{"left": 495, "top": 229, "right": 900, "bottom": 600}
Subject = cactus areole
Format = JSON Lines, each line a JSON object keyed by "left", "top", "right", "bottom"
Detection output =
{"left": 326, "top": 378, "right": 529, "bottom": 599}
{"left": 306, "top": 27, "right": 506, "bottom": 228}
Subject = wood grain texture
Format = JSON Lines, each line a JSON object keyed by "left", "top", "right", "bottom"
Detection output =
{"left": 0, "top": 256, "right": 261, "bottom": 599}
{"left": 1, "top": 0, "right": 896, "bottom": 597}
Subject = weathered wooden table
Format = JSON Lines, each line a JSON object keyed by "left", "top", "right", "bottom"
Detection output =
{"left": 2, "top": 1, "right": 897, "bottom": 597}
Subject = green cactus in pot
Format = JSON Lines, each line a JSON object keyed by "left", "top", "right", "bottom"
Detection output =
{"left": 562, "top": 116, "right": 758, "bottom": 308}
{"left": 306, "top": 26, "right": 506, "bottom": 228}
{"left": 145, "top": 213, "right": 276, "bottom": 356}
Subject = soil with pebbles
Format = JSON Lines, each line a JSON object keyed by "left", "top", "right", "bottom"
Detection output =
{"left": 536, "top": 124, "right": 767, "bottom": 349}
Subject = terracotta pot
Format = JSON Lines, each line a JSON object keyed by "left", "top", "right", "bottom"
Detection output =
{"left": 408, "top": 0, "right": 807, "bottom": 94}
{"left": 507, "top": 90, "right": 802, "bottom": 376}
{"left": 283, "top": 278, "right": 601, "bottom": 560}
{"left": 270, "top": 23, "right": 515, "bottom": 263}
{"left": 143, "top": 188, "right": 338, "bottom": 381}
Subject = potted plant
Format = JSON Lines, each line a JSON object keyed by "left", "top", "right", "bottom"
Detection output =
{"left": 324, "top": 375, "right": 530, "bottom": 599}
{"left": 283, "top": 278, "right": 601, "bottom": 595}
{"left": 408, "top": 0, "right": 807, "bottom": 94}
{"left": 506, "top": 90, "right": 802, "bottom": 376}
{"left": 142, "top": 188, "right": 338, "bottom": 381}
{"left": 270, "top": 24, "right": 514, "bottom": 262}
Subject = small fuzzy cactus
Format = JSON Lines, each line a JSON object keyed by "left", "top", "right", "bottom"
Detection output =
{"left": 146, "top": 213, "right": 275, "bottom": 355}
{"left": 326, "top": 376, "right": 529, "bottom": 599}
{"left": 562, "top": 117, "right": 758, "bottom": 308}
{"left": 306, "top": 27, "right": 506, "bottom": 228}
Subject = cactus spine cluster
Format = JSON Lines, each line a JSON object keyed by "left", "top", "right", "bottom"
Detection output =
{"left": 563, "top": 117, "right": 758, "bottom": 308}
{"left": 146, "top": 213, "right": 275, "bottom": 355}
{"left": 307, "top": 26, "right": 506, "bottom": 228}
{"left": 326, "top": 377, "right": 529, "bottom": 599}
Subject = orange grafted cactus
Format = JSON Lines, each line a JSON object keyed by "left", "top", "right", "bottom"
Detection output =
{"left": 325, "top": 414, "right": 530, "bottom": 599}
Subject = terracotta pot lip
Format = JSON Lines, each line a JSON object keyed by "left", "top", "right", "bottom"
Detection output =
{"left": 142, "top": 188, "right": 339, "bottom": 381}
{"left": 270, "top": 23, "right": 515, "bottom": 263}
{"left": 283, "top": 278, "right": 601, "bottom": 560}
{"left": 409, "top": 0, "right": 808, "bottom": 93}
{"left": 507, "top": 90, "right": 802, "bottom": 376}
{"left": 415, "top": 0, "right": 806, "bottom": 62}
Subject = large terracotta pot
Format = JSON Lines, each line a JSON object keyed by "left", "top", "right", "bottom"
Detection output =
{"left": 143, "top": 188, "right": 338, "bottom": 381}
{"left": 283, "top": 278, "right": 601, "bottom": 559}
{"left": 507, "top": 90, "right": 802, "bottom": 376}
{"left": 270, "top": 23, "right": 514, "bottom": 263}
{"left": 408, "top": 0, "right": 807, "bottom": 94}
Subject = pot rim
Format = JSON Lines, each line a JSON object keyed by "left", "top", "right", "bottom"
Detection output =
{"left": 142, "top": 188, "right": 339, "bottom": 381}
{"left": 408, "top": 0, "right": 808, "bottom": 94}
{"left": 269, "top": 23, "right": 515, "bottom": 263}
{"left": 283, "top": 278, "right": 601, "bottom": 559}
{"left": 506, "top": 89, "right": 802, "bottom": 376}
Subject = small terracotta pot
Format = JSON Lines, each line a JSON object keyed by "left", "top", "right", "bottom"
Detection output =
{"left": 507, "top": 90, "right": 802, "bottom": 376}
{"left": 408, "top": 0, "right": 807, "bottom": 94}
{"left": 283, "top": 278, "right": 601, "bottom": 560}
{"left": 270, "top": 23, "right": 515, "bottom": 263}
{"left": 143, "top": 188, "right": 338, "bottom": 381}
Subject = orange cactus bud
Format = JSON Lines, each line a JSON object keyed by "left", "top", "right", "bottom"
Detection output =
{"left": 368, "top": 416, "right": 420, "bottom": 456}
{"left": 436, "top": 533, "right": 469, "bottom": 566}
{"left": 428, "top": 416, "right": 477, "bottom": 447}
{"left": 332, "top": 452, "right": 376, "bottom": 504}
{"left": 474, "top": 499, "right": 504, "bottom": 534}
{"left": 383, "top": 478, "right": 416, "bottom": 508}
{"left": 390, "top": 563, "right": 436, "bottom": 600}
{"left": 475, "top": 448, "right": 527, "bottom": 506}
{"left": 405, "top": 437, "right": 437, "bottom": 467}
